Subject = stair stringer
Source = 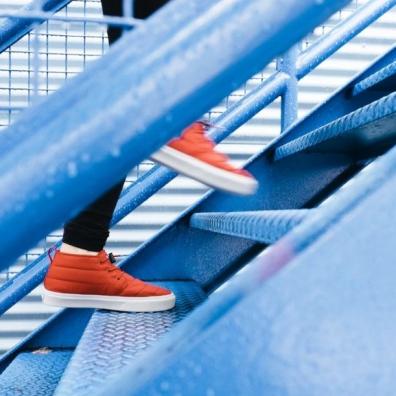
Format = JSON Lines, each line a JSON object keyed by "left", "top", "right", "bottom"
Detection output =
{"left": 2, "top": 9, "right": 395, "bottom": 375}
{"left": 98, "top": 128, "right": 396, "bottom": 396}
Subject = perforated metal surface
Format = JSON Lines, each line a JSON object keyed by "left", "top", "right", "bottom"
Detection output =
{"left": 275, "top": 91, "right": 396, "bottom": 160}
{"left": 55, "top": 281, "right": 205, "bottom": 396}
{"left": 353, "top": 60, "right": 396, "bottom": 95}
{"left": 0, "top": 350, "right": 72, "bottom": 396}
{"left": 190, "top": 210, "right": 311, "bottom": 244}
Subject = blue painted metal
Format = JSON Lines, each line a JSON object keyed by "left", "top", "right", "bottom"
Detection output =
{"left": 0, "top": 151, "right": 354, "bottom": 370}
{"left": 0, "top": 0, "right": 396, "bottom": 384}
{"left": 353, "top": 60, "right": 396, "bottom": 96}
{"left": 190, "top": 210, "right": 311, "bottom": 244}
{"left": 0, "top": 3, "right": 395, "bottom": 367}
{"left": 296, "top": 0, "right": 396, "bottom": 79}
{"left": 0, "top": 307, "right": 92, "bottom": 374}
{"left": 96, "top": 116, "right": 396, "bottom": 396}
{"left": 0, "top": 350, "right": 72, "bottom": 395}
{"left": 12, "top": 37, "right": 387, "bottom": 365}
{"left": 0, "top": 0, "right": 392, "bottom": 317}
{"left": 0, "top": 71, "right": 287, "bottom": 319}
{"left": 0, "top": 11, "right": 141, "bottom": 30}
{"left": 95, "top": 48, "right": 396, "bottom": 295}
{"left": 0, "top": 0, "right": 71, "bottom": 54}
{"left": 109, "top": 51, "right": 396, "bottom": 290}
{"left": 275, "top": 91, "right": 396, "bottom": 160}
{"left": 0, "top": 0, "right": 349, "bottom": 271}
{"left": 274, "top": 46, "right": 396, "bottom": 150}
{"left": 55, "top": 281, "right": 206, "bottom": 396}
{"left": 278, "top": 44, "right": 300, "bottom": 131}
{"left": 0, "top": 243, "right": 61, "bottom": 317}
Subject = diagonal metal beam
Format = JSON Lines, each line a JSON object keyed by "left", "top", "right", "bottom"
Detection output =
{"left": 0, "top": 0, "right": 71, "bottom": 53}
{"left": 0, "top": 0, "right": 349, "bottom": 270}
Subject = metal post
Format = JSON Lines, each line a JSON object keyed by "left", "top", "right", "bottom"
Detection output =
{"left": 277, "top": 44, "right": 300, "bottom": 132}
{"left": 0, "top": 0, "right": 350, "bottom": 271}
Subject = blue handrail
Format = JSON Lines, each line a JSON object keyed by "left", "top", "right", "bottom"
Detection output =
{"left": 0, "top": 0, "right": 70, "bottom": 53}
{"left": 279, "top": 0, "right": 396, "bottom": 129}
{"left": 0, "top": 0, "right": 394, "bottom": 316}
{"left": 0, "top": 0, "right": 350, "bottom": 272}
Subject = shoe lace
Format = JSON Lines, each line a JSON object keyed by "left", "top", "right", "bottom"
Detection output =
{"left": 99, "top": 253, "right": 126, "bottom": 281}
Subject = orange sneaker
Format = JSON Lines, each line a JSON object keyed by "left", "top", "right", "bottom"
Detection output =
{"left": 42, "top": 251, "right": 175, "bottom": 312}
{"left": 151, "top": 122, "right": 258, "bottom": 195}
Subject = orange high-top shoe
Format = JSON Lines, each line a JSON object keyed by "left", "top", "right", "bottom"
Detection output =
{"left": 151, "top": 122, "right": 258, "bottom": 195}
{"left": 42, "top": 250, "right": 175, "bottom": 312}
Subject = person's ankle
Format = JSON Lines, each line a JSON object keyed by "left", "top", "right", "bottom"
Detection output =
{"left": 60, "top": 242, "right": 99, "bottom": 256}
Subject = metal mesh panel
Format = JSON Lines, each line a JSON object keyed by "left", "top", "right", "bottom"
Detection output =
{"left": 0, "top": 0, "right": 394, "bottom": 353}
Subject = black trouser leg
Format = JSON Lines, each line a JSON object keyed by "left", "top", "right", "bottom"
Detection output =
{"left": 62, "top": 0, "right": 170, "bottom": 252}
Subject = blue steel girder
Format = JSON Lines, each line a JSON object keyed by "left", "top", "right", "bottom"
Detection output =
{"left": 0, "top": 0, "right": 350, "bottom": 271}
{"left": 97, "top": 118, "right": 396, "bottom": 396}
{"left": 2, "top": 4, "right": 396, "bottom": 320}
{"left": 4, "top": 38, "right": 396, "bottom": 367}
{"left": 110, "top": 47, "right": 396, "bottom": 291}
{"left": 118, "top": 151, "right": 354, "bottom": 290}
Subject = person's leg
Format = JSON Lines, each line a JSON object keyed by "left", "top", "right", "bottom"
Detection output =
{"left": 43, "top": 0, "right": 175, "bottom": 313}
{"left": 61, "top": 0, "right": 172, "bottom": 255}
{"left": 102, "top": 0, "right": 171, "bottom": 44}
{"left": 100, "top": 0, "right": 258, "bottom": 196}
{"left": 62, "top": 180, "right": 125, "bottom": 253}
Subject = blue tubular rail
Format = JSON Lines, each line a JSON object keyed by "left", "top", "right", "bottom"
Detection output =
{"left": 95, "top": 104, "right": 396, "bottom": 395}
{"left": 99, "top": 134, "right": 396, "bottom": 396}
{"left": 0, "top": 0, "right": 351, "bottom": 272}
{"left": 297, "top": 0, "right": 396, "bottom": 79}
{"left": 0, "top": 0, "right": 71, "bottom": 53}
{"left": 0, "top": 72, "right": 287, "bottom": 317}
{"left": 0, "top": 0, "right": 394, "bottom": 315}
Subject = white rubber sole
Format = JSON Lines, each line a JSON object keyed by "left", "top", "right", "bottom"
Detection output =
{"left": 42, "top": 288, "right": 176, "bottom": 313}
{"left": 151, "top": 146, "right": 258, "bottom": 195}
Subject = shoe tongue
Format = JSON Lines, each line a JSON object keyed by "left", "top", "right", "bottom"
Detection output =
{"left": 98, "top": 250, "right": 109, "bottom": 261}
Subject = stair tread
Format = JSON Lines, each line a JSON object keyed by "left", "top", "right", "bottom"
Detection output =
{"left": 55, "top": 281, "right": 206, "bottom": 396}
{"left": 190, "top": 210, "right": 311, "bottom": 244}
{"left": 0, "top": 350, "right": 72, "bottom": 396}
{"left": 274, "top": 91, "right": 396, "bottom": 160}
{"left": 353, "top": 60, "right": 396, "bottom": 95}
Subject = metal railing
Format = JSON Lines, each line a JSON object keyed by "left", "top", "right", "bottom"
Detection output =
{"left": 0, "top": 0, "right": 393, "bottom": 329}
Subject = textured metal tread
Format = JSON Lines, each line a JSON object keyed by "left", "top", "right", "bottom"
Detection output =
{"left": 353, "top": 61, "right": 396, "bottom": 96}
{"left": 0, "top": 350, "right": 72, "bottom": 396}
{"left": 190, "top": 210, "right": 311, "bottom": 244}
{"left": 55, "top": 281, "right": 206, "bottom": 396}
{"left": 275, "top": 91, "right": 396, "bottom": 160}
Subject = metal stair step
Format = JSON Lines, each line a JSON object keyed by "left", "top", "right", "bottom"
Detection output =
{"left": 54, "top": 281, "right": 206, "bottom": 396}
{"left": 0, "top": 350, "right": 72, "bottom": 396}
{"left": 352, "top": 60, "right": 396, "bottom": 96}
{"left": 190, "top": 210, "right": 311, "bottom": 244}
{"left": 274, "top": 91, "right": 396, "bottom": 160}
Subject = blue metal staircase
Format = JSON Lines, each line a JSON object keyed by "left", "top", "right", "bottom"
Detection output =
{"left": 0, "top": 0, "right": 395, "bottom": 395}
